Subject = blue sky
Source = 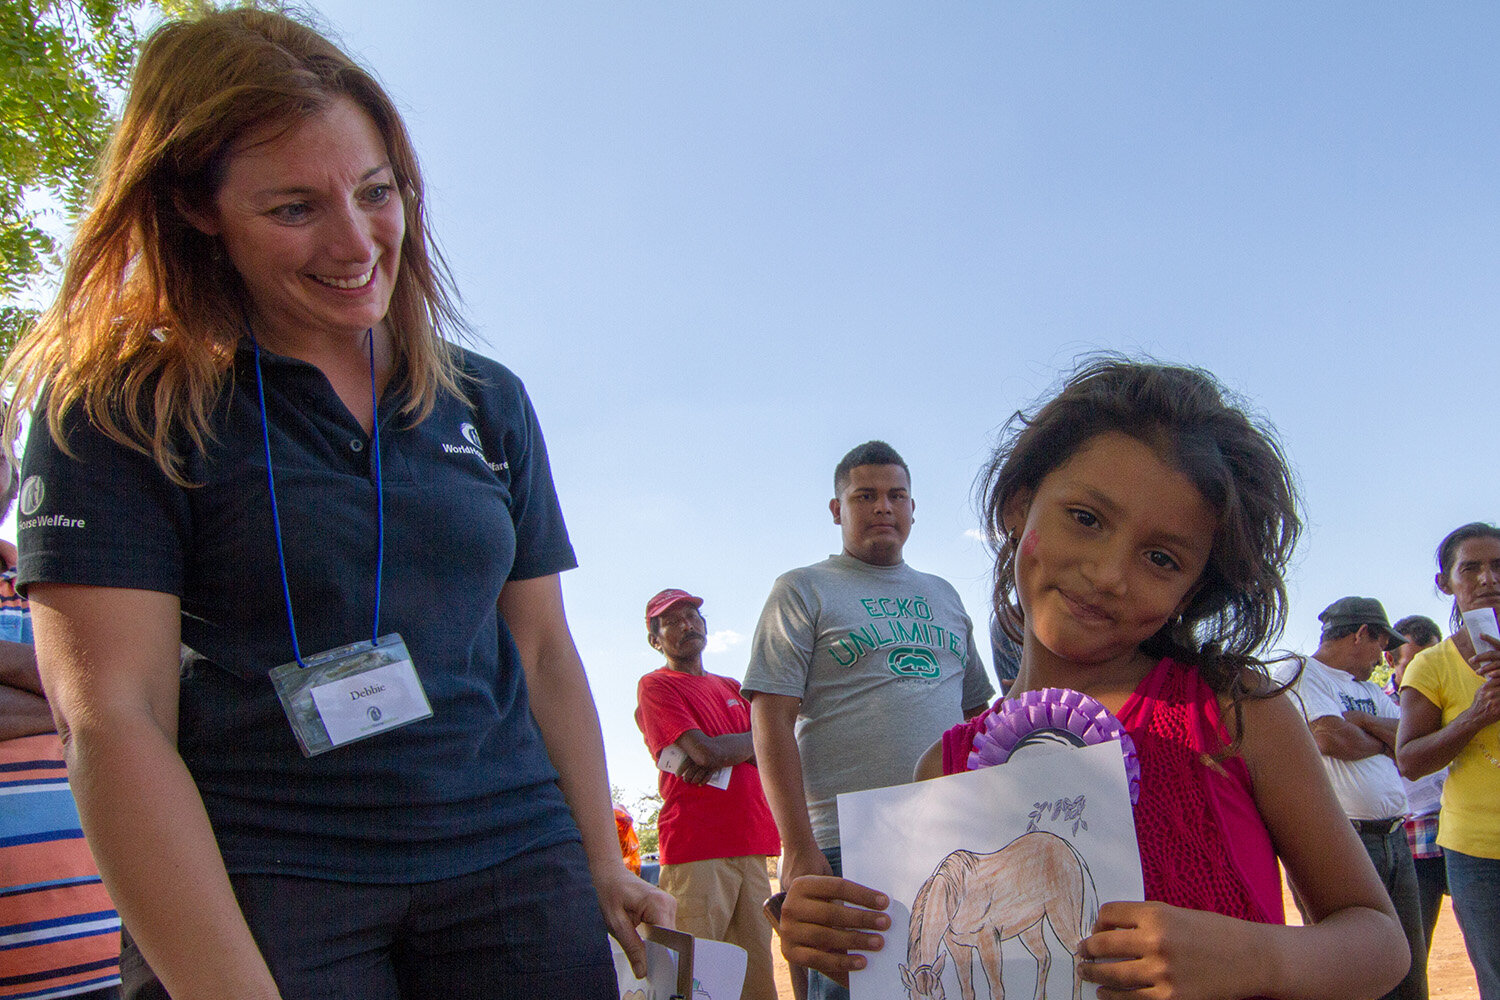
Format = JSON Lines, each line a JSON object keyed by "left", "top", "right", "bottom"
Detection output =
{"left": 51, "top": 2, "right": 1500, "bottom": 799}
{"left": 299, "top": 1, "right": 1497, "bottom": 798}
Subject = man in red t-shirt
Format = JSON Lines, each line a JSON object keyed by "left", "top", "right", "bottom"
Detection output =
{"left": 635, "top": 589, "right": 781, "bottom": 1000}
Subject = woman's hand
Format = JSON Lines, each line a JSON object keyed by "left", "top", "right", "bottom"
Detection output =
{"left": 500, "top": 574, "right": 676, "bottom": 979}
{"left": 1474, "top": 643, "right": 1500, "bottom": 672}
{"left": 1079, "top": 901, "right": 1252, "bottom": 1000}
{"left": 771, "top": 875, "right": 890, "bottom": 987}
{"left": 593, "top": 862, "right": 676, "bottom": 978}
{"left": 1453, "top": 632, "right": 1500, "bottom": 726}
{"left": 1465, "top": 673, "right": 1500, "bottom": 728}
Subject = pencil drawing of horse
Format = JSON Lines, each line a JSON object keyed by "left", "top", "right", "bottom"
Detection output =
{"left": 898, "top": 831, "right": 1098, "bottom": 1000}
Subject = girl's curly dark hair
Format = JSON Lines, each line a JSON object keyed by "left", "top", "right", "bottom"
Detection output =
{"left": 981, "top": 357, "right": 1302, "bottom": 744}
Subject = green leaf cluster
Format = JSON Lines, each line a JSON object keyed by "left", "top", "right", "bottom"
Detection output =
{"left": 0, "top": 0, "right": 143, "bottom": 352}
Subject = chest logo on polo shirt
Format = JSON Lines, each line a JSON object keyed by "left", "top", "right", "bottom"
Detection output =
{"left": 441, "top": 422, "right": 508, "bottom": 473}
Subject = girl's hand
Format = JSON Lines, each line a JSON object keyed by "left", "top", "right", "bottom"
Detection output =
{"left": 1078, "top": 901, "right": 1248, "bottom": 1000}
{"left": 772, "top": 875, "right": 890, "bottom": 987}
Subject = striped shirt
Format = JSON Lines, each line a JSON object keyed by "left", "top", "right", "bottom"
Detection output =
{"left": 1, "top": 569, "right": 121, "bottom": 999}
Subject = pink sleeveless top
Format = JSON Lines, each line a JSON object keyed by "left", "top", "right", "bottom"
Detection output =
{"left": 942, "top": 658, "right": 1283, "bottom": 924}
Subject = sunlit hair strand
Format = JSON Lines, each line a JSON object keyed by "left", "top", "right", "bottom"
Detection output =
{"left": 3, "top": 7, "right": 468, "bottom": 483}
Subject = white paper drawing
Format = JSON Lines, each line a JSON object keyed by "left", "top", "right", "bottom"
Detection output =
{"left": 900, "top": 831, "right": 1098, "bottom": 1000}
{"left": 689, "top": 937, "right": 748, "bottom": 1000}
{"left": 840, "top": 741, "right": 1142, "bottom": 1000}
{"left": 611, "top": 934, "right": 683, "bottom": 1000}
{"left": 611, "top": 928, "right": 748, "bottom": 1000}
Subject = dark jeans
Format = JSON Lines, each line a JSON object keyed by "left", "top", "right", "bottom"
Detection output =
{"left": 121, "top": 839, "right": 616, "bottom": 1000}
{"left": 1412, "top": 852, "right": 1448, "bottom": 956}
{"left": 1356, "top": 822, "right": 1428, "bottom": 1000}
{"left": 807, "top": 845, "right": 849, "bottom": 1000}
{"left": 1445, "top": 849, "right": 1500, "bottom": 1000}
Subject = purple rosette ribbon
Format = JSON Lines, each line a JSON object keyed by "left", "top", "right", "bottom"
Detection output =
{"left": 967, "top": 687, "right": 1141, "bottom": 804}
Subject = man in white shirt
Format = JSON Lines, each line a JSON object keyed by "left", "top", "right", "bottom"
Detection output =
{"left": 1277, "top": 596, "right": 1426, "bottom": 1000}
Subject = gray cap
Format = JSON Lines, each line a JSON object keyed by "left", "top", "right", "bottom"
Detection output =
{"left": 1319, "top": 596, "right": 1406, "bottom": 650}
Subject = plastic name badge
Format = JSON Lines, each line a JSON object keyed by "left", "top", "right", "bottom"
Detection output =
{"left": 270, "top": 633, "right": 432, "bottom": 757}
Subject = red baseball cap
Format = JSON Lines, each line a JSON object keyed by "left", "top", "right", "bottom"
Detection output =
{"left": 645, "top": 588, "right": 703, "bottom": 619}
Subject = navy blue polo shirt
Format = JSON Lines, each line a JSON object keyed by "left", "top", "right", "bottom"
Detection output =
{"left": 19, "top": 343, "right": 580, "bottom": 882}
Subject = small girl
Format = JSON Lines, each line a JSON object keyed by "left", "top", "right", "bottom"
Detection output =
{"left": 772, "top": 359, "right": 1408, "bottom": 1000}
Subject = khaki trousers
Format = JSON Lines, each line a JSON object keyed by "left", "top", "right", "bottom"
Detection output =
{"left": 659, "top": 854, "right": 777, "bottom": 1000}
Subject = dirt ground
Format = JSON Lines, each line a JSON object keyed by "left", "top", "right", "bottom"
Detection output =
{"left": 765, "top": 876, "right": 1480, "bottom": 998}
{"left": 1427, "top": 902, "right": 1481, "bottom": 1000}
{"left": 1279, "top": 876, "right": 1479, "bottom": 1000}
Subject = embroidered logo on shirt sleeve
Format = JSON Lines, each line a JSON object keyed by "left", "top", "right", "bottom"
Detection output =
{"left": 16, "top": 476, "right": 87, "bottom": 530}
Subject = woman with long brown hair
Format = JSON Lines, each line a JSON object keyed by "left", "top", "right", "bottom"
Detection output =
{"left": 5, "top": 9, "right": 670, "bottom": 998}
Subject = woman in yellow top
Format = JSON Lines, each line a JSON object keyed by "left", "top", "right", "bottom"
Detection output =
{"left": 1397, "top": 521, "right": 1500, "bottom": 999}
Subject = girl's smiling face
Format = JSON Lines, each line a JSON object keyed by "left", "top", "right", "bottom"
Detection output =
{"left": 1005, "top": 431, "right": 1217, "bottom": 689}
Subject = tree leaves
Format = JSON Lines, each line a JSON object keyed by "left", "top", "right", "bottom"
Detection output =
{"left": 0, "top": 0, "right": 142, "bottom": 349}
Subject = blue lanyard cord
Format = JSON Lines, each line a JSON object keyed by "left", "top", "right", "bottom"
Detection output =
{"left": 251, "top": 336, "right": 304, "bottom": 667}
{"left": 251, "top": 329, "right": 385, "bottom": 668}
{"left": 368, "top": 329, "right": 384, "bottom": 646}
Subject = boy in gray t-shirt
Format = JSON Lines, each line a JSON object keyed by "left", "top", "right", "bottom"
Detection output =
{"left": 744, "top": 552, "right": 992, "bottom": 850}
{"left": 744, "top": 441, "right": 993, "bottom": 1000}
